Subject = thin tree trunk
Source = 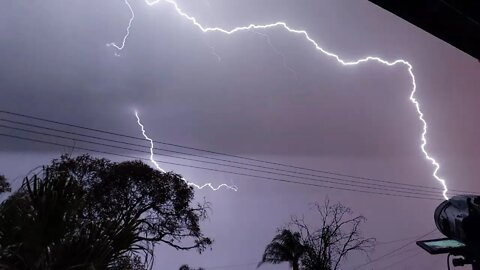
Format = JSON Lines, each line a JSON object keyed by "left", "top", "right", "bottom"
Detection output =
{"left": 292, "top": 261, "right": 299, "bottom": 270}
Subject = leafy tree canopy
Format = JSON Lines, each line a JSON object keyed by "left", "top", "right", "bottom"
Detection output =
{"left": 258, "top": 229, "right": 304, "bottom": 270}
{"left": 0, "top": 154, "right": 212, "bottom": 270}
{"left": 0, "top": 175, "right": 10, "bottom": 194}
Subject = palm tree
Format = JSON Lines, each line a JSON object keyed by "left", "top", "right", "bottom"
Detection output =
{"left": 0, "top": 174, "right": 141, "bottom": 270}
{"left": 258, "top": 229, "right": 305, "bottom": 270}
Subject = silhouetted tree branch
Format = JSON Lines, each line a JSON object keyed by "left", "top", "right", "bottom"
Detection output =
{"left": 259, "top": 199, "right": 374, "bottom": 270}
{"left": 0, "top": 175, "right": 10, "bottom": 194}
{"left": 0, "top": 154, "right": 212, "bottom": 270}
{"left": 290, "top": 199, "right": 375, "bottom": 270}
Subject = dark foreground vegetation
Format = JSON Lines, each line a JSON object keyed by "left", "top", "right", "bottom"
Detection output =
{"left": 258, "top": 200, "right": 375, "bottom": 270}
{"left": 0, "top": 155, "right": 211, "bottom": 270}
{"left": 0, "top": 155, "right": 373, "bottom": 270}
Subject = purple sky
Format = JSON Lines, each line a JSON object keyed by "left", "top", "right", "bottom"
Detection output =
{"left": 1, "top": 0, "right": 480, "bottom": 269}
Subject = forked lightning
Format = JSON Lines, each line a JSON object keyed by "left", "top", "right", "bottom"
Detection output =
{"left": 111, "top": 0, "right": 448, "bottom": 199}
{"left": 135, "top": 111, "right": 238, "bottom": 191}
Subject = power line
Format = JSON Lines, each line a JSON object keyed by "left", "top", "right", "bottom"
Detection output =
{"left": 2, "top": 118, "right": 472, "bottom": 196}
{"left": 196, "top": 233, "right": 438, "bottom": 270}
{"left": 1, "top": 118, "right": 453, "bottom": 195}
{"left": 351, "top": 229, "right": 437, "bottom": 270}
{"left": 375, "top": 229, "right": 441, "bottom": 246}
{"left": 375, "top": 250, "right": 422, "bottom": 270}
{"left": 0, "top": 124, "right": 449, "bottom": 198}
{"left": 376, "top": 235, "right": 427, "bottom": 246}
{"left": 0, "top": 110, "right": 463, "bottom": 194}
{"left": 0, "top": 111, "right": 451, "bottom": 268}
{"left": 0, "top": 133, "right": 443, "bottom": 201}
{"left": 194, "top": 230, "right": 441, "bottom": 270}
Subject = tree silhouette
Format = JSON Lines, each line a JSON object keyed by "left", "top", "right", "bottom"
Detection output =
{"left": 259, "top": 200, "right": 374, "bottom": 270}
{"left": 292, "top": 200, "right": 374, "bottom": 270}
{"left": 0, "top": 175, "right": 10, "bottom": 194}
{"left": 258, "top": 229, "right": 305, "bottom": 270}
{"left": 0, "top": 154, "right": 212, "bottom": 270}
{"left": 179, "top": 264, "right": 205, "bottom": 270}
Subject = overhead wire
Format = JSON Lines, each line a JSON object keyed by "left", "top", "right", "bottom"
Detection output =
{"left": 0, "top": 133, "right": 444, "bottom": 201}
{"left": 0, "top": 114, "right": 455, "bottom": 267}
{"left": 192, "top": 231, "right": 440, "bottom": 270}
{"left": 351, "top": 228, "right": 437, "bottom": 270}
{"left": 2, "top": 118, "right": 474, "bottom": 196}
{"left": 0, "top": 110, "right": 470, "bottom": 194}
{"left": 0, "top": 124, "right": 450, "bottom": 198}
{"left": 375, "top": 251, "right": 422, "bottom": 270}
{"left": 0, "top": 118, "right": 452, "bottom": 195}
{"left": 376, "top": 235, "right": 426, "bottom": 246}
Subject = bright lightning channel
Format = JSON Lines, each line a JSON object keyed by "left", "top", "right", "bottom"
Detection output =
{"left": 135, "top": 111, "right": 238, "bottom": 191}
{"left": 106, "top": 0, "right": 134, "bottom": 56}
{"left": 111, "top": 1, "right": 449, "bottom": 200}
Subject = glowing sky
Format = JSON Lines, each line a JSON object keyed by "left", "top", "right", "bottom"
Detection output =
{"left": 1, "top": 0, "right": 479, "bottom": 269}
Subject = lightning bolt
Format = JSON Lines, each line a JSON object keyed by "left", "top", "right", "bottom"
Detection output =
{"left": 111, "top": 1, "right": 449, "bottom": 200}
{"left": 106, "top": 0, "right": 134, "bottom": 56}
{"left": 135, "top": 111, "right": 238, "bottom": 191}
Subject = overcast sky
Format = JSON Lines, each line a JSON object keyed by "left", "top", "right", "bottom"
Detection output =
{"left": 1, "top": 0, "right": 480, "bottom": 269}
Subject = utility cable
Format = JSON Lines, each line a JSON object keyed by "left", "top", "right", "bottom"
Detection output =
{"left": 0, "top": 124, "right": 448, "bottom": 198}
{"left": 0, "top": 110, "right": 467, "bottom": 194}
{"left": 0, "top": 118, "right": 458, "bottom": 195}
{"left": 0, "top": 133, "right": 444, "bottom": 201}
